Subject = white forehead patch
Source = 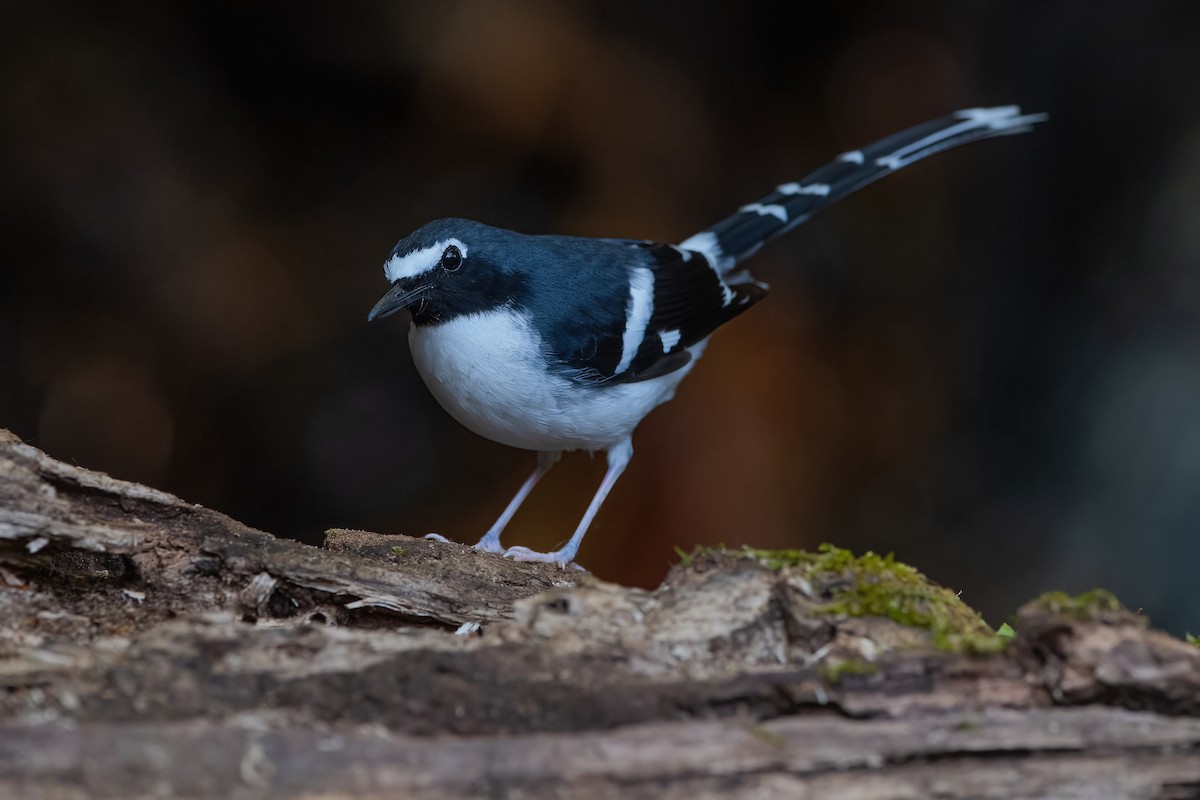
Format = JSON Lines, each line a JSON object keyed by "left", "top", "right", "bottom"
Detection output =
{"left": 383, "top": 238, "right": 468, "bottom": 283}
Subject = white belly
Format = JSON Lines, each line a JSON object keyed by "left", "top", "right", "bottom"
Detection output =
{"left": 408, "top": 309, "right": 699, "bottom": 452}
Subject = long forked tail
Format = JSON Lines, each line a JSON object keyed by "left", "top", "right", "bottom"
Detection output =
{"left": 679, "top": 106, "right": 1047, "bottom": 273}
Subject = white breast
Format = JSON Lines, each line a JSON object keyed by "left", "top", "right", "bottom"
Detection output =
{"left": 407, "top": 309, "right": 700, "bottom": 452}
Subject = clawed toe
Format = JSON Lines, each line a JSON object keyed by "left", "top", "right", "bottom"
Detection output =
{"left": 424, "top": 532, "right": 509, "bottom": 556}
{"left": 422, "top": 531, "right": 583, "bottom": 570}
{"left": 502, "top": 546, "right": 581, "bottom": 570}
{"left": 501, "top": 545, "right": 542, "bottom": 562}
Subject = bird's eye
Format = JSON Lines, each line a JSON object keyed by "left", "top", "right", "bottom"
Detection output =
{"left": 440, "top": 244, "right": 463, "bottom": 272}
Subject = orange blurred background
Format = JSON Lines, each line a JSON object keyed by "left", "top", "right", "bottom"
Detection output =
{"left": 3, "top": 2, "right": 1199, "bottom": 633}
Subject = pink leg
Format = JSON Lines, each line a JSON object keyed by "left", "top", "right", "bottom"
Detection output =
{"left": 470, "top": 451, "right": 560, "bottom": 554}
{"left": 503, "top": 438, "right": 632, "bottom": 568}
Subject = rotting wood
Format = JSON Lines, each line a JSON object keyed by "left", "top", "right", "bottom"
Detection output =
{"left": 1, "top": 428, "right": 1198, "bottom": 799}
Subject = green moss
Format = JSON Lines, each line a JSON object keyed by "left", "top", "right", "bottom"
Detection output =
{"left": 1186, "top": 633, "right": 1199, "bottom": 648}
{"left": 390, "top": 546, "right": 407, "bottom": 557}
{"left": 821, "top": 658, "right": 879, "bottom": 684}
{"left": 1031, "top": 589, "right": 1124, "bottom": 620}
{"left": 737, "top": 546, "right": 812, "bottom": 571}
{"left": 673, "top": 545, "right": 698, "bottom": 567}
{"left": 996, "top": 622, "right": 1017, "bottom": 639}
{"left": 707, "top": 543, "right": 1008, "bottom": 654}
{"left": 675, "top": 543, "right": 734, "bottom": 567}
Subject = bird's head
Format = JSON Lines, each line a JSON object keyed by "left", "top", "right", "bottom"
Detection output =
{"left": 368, "top": 218, "right": 523, "bottom": 326}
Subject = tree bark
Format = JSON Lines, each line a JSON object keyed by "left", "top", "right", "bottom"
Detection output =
{"left": 2, "top": 428, "right": 1198, "bottom": 799}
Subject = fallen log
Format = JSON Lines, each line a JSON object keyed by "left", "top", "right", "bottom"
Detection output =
{"left": 2, "top": 428, "right": 1198, "bottom": 799}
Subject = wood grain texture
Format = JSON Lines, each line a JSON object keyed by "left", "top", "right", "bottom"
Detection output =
{"left": 2, "top": 429, "right": 1198, "bottom": 799}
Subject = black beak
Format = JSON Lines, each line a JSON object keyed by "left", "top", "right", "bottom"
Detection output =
{"left": 368, "top": 282, "right": 430, "bottom": 322}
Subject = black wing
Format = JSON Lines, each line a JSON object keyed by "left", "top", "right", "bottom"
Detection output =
{"left": 529, "top": 235, "right": 765, "bottom": 384}
{"left": 578, "top": 242, "right": 766, "bottom": 384}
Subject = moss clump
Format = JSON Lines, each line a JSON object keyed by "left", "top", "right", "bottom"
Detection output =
{"left": 1030, "top": 589, "right": 1124, "bottom": 621}
{"left": 1187, "top": 633, "right": 1199, "bottom": 648}
{"left": 737, "top": 546, "right": 811, "bottom": 571}
{"left": 729, "top": 543, "right": 1007, "bottom": 654}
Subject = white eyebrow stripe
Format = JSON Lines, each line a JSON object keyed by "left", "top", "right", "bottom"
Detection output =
{"left": 616, "top": 267, "right": 654, "bottom": 375}
{"left": 384, "top": 238, "right": 468, "bottom": 282}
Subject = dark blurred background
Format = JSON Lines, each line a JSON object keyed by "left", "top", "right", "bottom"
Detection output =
{"left": 3, "top": 1, "right": 1199, "bottom": 633}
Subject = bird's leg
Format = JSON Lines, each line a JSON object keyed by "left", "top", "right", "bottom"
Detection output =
{"left": 468, "top": 450, "right": 560, "bottom": 554}
{"left": 504, "top": 438, "right": 632, "bottom": 568}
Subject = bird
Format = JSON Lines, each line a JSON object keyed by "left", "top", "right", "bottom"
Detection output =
{"left": 368, "top": 105, "right": 1046, "bottom": 568}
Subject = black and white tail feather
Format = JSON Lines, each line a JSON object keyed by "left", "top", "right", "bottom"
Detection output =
{"left": 680, "top": 106, "right": 1047, "bottom": 273}
{"left": 603, "top": 105, "right": 1046, "bottom": 386}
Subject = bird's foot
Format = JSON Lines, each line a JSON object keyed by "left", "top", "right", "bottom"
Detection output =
{"left": 471, "top": 531, "right": 505, "bottom": 555}
{"left": 472, "top": 537, "right": 505, "bottom": 555}
{"left": 502, "top": 546, "right": 586, "bottom": 571}
{"left": 423, "top": 533, "right": 454, "bottom": 544}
